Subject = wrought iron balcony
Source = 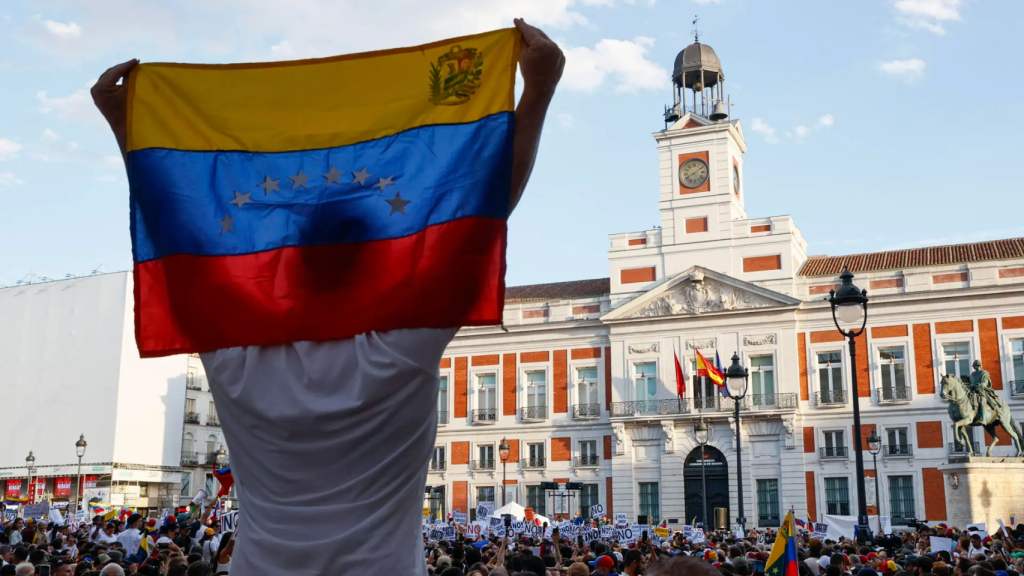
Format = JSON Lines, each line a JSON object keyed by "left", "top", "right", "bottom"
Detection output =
{"left": 719, "top": 393, "right": 799, "bottom": 412}
{"left": 948, "top": 441, "right": 980, "bottom": 455}
{"left": 573, "top": 403, "right": 601, "bottom": 420}
{"left": 180, "top": 451, "right": 199, "bottom": 466}
{"left": 471, "top": 409, "right": 497, "bottom": 424}
{"left": 611, "top": 399, "right": 690, "bottom": 417}
{"left": 819, "top": 447, "right": 848, "bottom": 460}
{"left": 184, "top": 411, "right": 201, "bottom": 424}
{"left": 574, "top": 455, "right": 599, "bottom": 468}
{"left": 815, "top": 390, "right": 848, "bottom": 407}
{"left": 883, "top": 444, "right": 913, "bottom": 457}
{"left": 206, "top": 414, "right": 220, "bottom": 427}
{"left": 693, "top": 396, "right": 719, "bottom": 411}
{"left": 206, "top": 452, "right": 226, "bottom": 467}
{"left": 470, "top": 459, "right": 495, "bottom": 471}
{"left": 520, "top": 405, "right": 547, "bottom": 421}
{"left": 437, "top": 411, "right": 449, "bottom": 425}
{"left": 520, "top": 457, "right": 546, "bottom": 469}
{"left": 877, "top": 386, "right": 911, "bottom": 404}
{"left": 186, "top": 378, "right": 201, "bottom": 391}
{"left": 1011, "top": 380, "right": 1024, "bottom": 397}
{"left": 429, "top": 460, "right": 446, "bottom": 472}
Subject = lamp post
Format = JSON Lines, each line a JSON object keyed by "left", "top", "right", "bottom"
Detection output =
{"left": 828, "top": 266, "right": 870, "bottom": 539}
{"left": 867, "top": 428, "right": 882, "bottom": 534}
{"left": 499, "top": 437, "right": 511, "bottom": 506}
{"left": 26, "top": 451, "right": 36, "bottom": 505}
{"left": 74, "top": 435, "right": 87, "bottom": 513}
{"left": 724, "top": 353, "right": 749, "bottom": 532}
{"left": 693, "top": 418, "right": 710, "bottom": 527}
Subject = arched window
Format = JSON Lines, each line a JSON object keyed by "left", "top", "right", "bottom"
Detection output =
{"left": 182, "top": 433, "right": 195, "bottom": 454}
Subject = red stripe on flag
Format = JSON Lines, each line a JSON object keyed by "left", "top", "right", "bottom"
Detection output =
{"left": 134, "top": 217, "right": 506, "bottom": 357}
{"left": 674, "top": 352, "right": 686, "bottom": 396}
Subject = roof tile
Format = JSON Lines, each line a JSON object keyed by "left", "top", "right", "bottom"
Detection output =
{"left": 505, "top": 277, "right": 610, "bottom": 303}
{"left": 799, "top": 237, "right": 1024, "bottom": 276}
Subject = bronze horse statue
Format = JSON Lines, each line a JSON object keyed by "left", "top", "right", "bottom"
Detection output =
{"left": 940, "top": 374, "right": 1023, "bottom": 457}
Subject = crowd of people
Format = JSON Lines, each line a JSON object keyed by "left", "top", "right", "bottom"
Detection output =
{"left": 0, "top": 507, "right": 233, "bottom": 576}
{"left": 423, "top": 522, "right": 1024, "bottom": 576}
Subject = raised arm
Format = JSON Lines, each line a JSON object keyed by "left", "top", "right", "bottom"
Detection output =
{"left": 91, "top": 59, "right": 138, "bottom": 162}
{"left": 509, "top": 18, "right": 564, "bottom": 215}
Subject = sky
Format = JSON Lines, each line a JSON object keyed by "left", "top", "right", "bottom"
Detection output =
{"left": 1, "top": 0, "right": 1021, "bottom": 287}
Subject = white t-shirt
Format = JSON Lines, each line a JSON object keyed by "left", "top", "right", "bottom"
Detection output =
{"left": 202, "top": 328, "right": 456, "bottom": 576}
{"left": 95, "top": 531, "right": 118, "bottom": 545}
{"left": 117, "top": 528, "right": 142, "bottom": 555}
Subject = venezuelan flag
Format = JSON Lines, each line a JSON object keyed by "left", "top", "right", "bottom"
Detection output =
{"left": 794, "top": 518, "right": 806, "bottom": 529}
{"left": 126, "top": 29, "right": 520, "bottom": 357}
{"left": 765, "top": 510, "right": 799, "bottom": 576}
{"left": 695, "top": 350, "right": 725, "bottom": 387}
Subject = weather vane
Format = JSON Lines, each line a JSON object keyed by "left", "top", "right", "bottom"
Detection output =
{"left": 692, "top": 15, "right": 701, "bottom": 43}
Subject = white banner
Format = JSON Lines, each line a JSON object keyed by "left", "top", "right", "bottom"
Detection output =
{"left": 221, "top": 510, "right": 239, "bottom": 533}
{"left": 930, "top": 536, "right": 954, "bottom": 552}
{"left": 822, "top": 515, "right": 892, "bottom": 540}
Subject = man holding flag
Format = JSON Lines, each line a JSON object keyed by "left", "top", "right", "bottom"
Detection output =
{"left": 91, "top": 17, "right": 564, "bottom": 576}
{"left": 765, "top": 511, "right": 799, "bottom": 576}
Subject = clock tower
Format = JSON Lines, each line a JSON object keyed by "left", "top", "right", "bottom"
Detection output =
{"left": 607, "top": 37, "right": 808, "bottom": 303}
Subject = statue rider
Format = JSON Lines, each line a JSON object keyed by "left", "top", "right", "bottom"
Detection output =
{"left": 969, "top": 359, "right": 1001, "bottom": 415}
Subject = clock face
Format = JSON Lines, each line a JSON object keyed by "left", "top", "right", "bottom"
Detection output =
{"left": 733, "top": 164, "right": 741, "bottom": 194}
{"left": 679, "top": 158, "right": 709, "bottom": 189}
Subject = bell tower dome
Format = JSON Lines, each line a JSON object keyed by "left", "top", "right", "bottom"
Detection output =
{"left": 664, "top": 29, "right": 729, "bottom": 124}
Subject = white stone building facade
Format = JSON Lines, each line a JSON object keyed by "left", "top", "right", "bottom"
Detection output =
{"left": 428, "top": 41, "right": 1024, "bottom": 530}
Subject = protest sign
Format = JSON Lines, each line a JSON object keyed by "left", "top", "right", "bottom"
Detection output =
{"left": 221, "top": 510, "right": 239, "bottom": 533}
{"left": 614, "top": 526, "right": 634, "bottom": 543}
{"left": 930, "top": 536, "right": 954, "bottom": 553}
{"left": 997, "top": 519, "right": 1011, "bottom": 538}
{"left": 582, "top": 528, "right": 601, "bottom": 542}
{"left": 682, "top": 525, "right": 693, "bottom": 539}
{"left": 49, "top": 509, "right": 64, "bottom": 526}
{"left": 812, "top": 522, "right": 828, "bottom": 540}
{"left": 511, "top": 520, "right": 526, "bottom": 534}
{"left": 616, "top": 513, "right": 628, "bottom": 527}
{"left": 23, "top": 500, "right": 50, "bottom": 519}
{"left": 757, "top": 534, "right": 766, "bottom": 546}
{"left": 600, "top": 526, "right": 613, "bottom": 539}
{"left": 4, "top": 509, "right": 17, "bottom": 522}
{"left": 466, "top": 522, "right": 486, "bottom": 537}
{"left": 452, "top": 511, "right": 468, "bottom": 525}
{"left": 732, "top": 524, "right": 745, "bottom": 538}
{"left": 423, "top": 507, "right": 430, "bottom": 519}
{"left": 524, "top": 507, "right": 534, "bottom": 523}
{"left": 655, "top": 523, "right": 670, "bottom": 538}
{"left": 489, "top": 517, "right": 505, "bottom": 538}
{"left": 477, "top": 502, "right": 494, "bottom": 521}
{"left": 692, "top": 528, "right": 706, "bottom": 543}
{"left": 590, "top": 503, "right": 605, "bottom": 519}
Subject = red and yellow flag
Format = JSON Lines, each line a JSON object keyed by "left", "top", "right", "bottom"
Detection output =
{"left": 695, "top": 349, "right": 725, "bottom": 387}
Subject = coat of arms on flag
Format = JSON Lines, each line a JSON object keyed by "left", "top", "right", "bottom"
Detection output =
{"left": 430, "top": 45, "right": 485, "bottom": 105}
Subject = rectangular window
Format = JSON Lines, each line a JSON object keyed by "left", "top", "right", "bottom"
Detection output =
{"left": 888, "top": 475, "right": 915, "bottom": 523}
{"left": 477, "top": 486, "right": 495, "bottom": 508}
{"left": 1011, "top": 340, "right": 1024, "bottom": 395}
{"left": 824, "top": 477, "right": 850, "bottom": 516}
{"left": 756, "top": 479, "right": 780, "bottom": 527}
{"left": 823, "top": 430, "right": 846, "bottom": 458}
{"left": 879, "top": 346, "right": 907, "bottom": 401}
{"left": 179, "top": 471, "right": 192, "bottom": 496}
{"left": 431, "top": 446, "right": 446, "bottom": 470}
{"left": 527, "top": 485, "right": 547, "bottom": 517}
{"left": 185, "top": 398, "right": 196, "bottom": 414}
{"left": 692, "top": 358, "right": 719, "bottom": 410}
{"left": 886, "top": 428, "right": 911, "bottom": 455}
{"left": 427, "top": 487, "right": 445, "bottom": 521}
{"left": 638, "top": 482, "right": 660, "bottom": 520}
{"left": 579, "top": 483, "right": 600, "bottom": 518}
{"left": 478, "top": 444, "right": 494, "bottom": 467}
{"left": 438, "top": 376, "right": 449, "bottom": 424}
{"left": 477, "top": 373, "right": 497, "bottom": 414}
{"left": 579, "top": 440, "right": 598, "bottom": 466}
{"left": 576, "top": 367, "right": 599, "bottom": 408}
{"left": 187, "top": 368, "right": 199, "bottom": 390}
{"left": 634, "top": 362, "right": 657, "bottom": 402}
{"left": 942, "top": 342, "right": 971, "bottom": 382}
{"left": 817, "top": 351, "right": 844, "bottom": 403}
{"left": 751, "top": 355, "right": 775, "bottom": 404}
{"left": 526, "top": 442, "right": 545, "bottom": 467}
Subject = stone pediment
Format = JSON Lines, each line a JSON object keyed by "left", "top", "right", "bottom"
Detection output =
{"left": 603, "top": 267, "right": 799, "bottom": 321}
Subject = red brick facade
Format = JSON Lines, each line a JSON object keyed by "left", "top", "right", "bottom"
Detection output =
{"left": 913, "top": 324, "right": 935, "bottom": 394}
{"left": 454, "top": 357, "right": 468, "bottom": 418}
{"left": 916, "top": 421, "right": 943, "bottom": 449}
{"left": 798, "top": 333, "right": 809, "bottom": 401}
{"left": 453, "top": 481, "right": 468, "bottom": 513}
{"left": 451, "top": 441, "right": 469, "bottom": 465}
{"left": 621, "top": 267, "right": 656, "bottom": 284}
{"left": 685, "top": 217, "right": 708, "bottom": 234}
{"left": 979, "top": 318, "right": 1004, "bottom": 390}
{"left": 806, "top": 472, "right": 817, "bottom": 521}
{"left": 742, "top": 255, "right": 782, "bottom": 273}
{"left": 503, "top": 353, "right": 517, "bottom": 416}
{"left": 551, "top": 437, "right": 571, "bottom": 461}
{"left": 520, "top": 351, "right": 549, "bottom": 363}
{"left": 472, "top": 354, "right": 499, "bottom": 366}
{"left": 553, "top": 350, "right": 568, "bottom": 414}
{"left": 922, "top": 468, "right": 947, "bottom": 521}
{"left": 803, "top": 427, "right": 815, "bottom": 453}
{"left": 935, "top": 320, "right": 973, "bottom": 334}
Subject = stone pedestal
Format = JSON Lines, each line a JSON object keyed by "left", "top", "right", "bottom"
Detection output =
{"left": 938, "top": 457, "right": 1024, "bottom": 529}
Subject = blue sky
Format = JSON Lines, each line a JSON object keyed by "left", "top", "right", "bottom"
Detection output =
{"left": 1, "top": 0, "right": 1020, "bottom": 287}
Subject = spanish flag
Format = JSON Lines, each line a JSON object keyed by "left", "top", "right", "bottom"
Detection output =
{"left": 695, "top": 349, "right": 725, "bottom": 387}
{"left": 126, "top": 30, "right": 520, "bottom": 357}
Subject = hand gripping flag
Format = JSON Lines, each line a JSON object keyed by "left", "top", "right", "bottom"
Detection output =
{"left": 126, "top": 30, "right": 521, "bottom": 356}
{"left": 765, "top": 510, "right": 799, "bottom": 576}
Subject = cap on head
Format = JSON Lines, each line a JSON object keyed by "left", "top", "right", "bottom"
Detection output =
{"left": 597, "top": 555, "right": 615, "bottom": 569}
{"left": 973, "top": 360, "right": 982, "bottom": 368}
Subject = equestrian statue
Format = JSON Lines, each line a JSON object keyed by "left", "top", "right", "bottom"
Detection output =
{"left": 940, "top": 359, "right": 1023, "bottom": 457}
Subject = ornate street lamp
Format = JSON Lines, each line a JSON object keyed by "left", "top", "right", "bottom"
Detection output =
{"left": 828, "top": 266, "right": 870, "bottom": 539}
{"left": 74, "top": 435, "right": 87, "bottom": 513}
{"left": 724, "top": 353, "right": 749, "bottom": 532}
{"left": 867, "top": 428, "right": 882, "bottom": 534}
{"left": 216, "top": 445, "right": 227, "bottom": 468}
{"left": 499, "top": 437, "right": 511, "bottom": 506}
{"left": 26, "top": 451, "right": 36, "bottom": 505}
{"left": 693, "top": 418, "right": 710, "bottom": 527}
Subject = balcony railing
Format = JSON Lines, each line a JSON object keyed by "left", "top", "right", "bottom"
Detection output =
{"left": 470, "top": 459, "right": 495, "bottom": 471}
{"left": 437, "top": 411, "right": 449, "bottom": 425}
{"left": 884, "top": 444, "right": 913, "bottom": 457}
{"left": 520, "top": 405, "right": 547, "bottom": 421}
{"left": 718, "top": 393, "right": 799, "bottom": 412}
{"left": 180, "top": 451, "right": 199, "bottom": 466}
{"left": 520, "top": 457, "right": 546, "bottom": 469}
{"left": 184, "top": 412, "right": 201, "bottom": 424}
{"left": 471, "top": 409, "right": 497, "bottom": 424}
{"left": 573, "top": 403, "right": 601, "bottom": 420}
{"left": 611, "top": 399, "right": 690, "bottom": 417}
{"left": 948, "top": 441, "right": 980, "bottom": 455}
{"left": 206, "top": 452, "right": 226, "bottom": 467}
{"left": 186, "top": 378, "right": 201, "bottom": 391}
{"left": 429, "top": 460, "right": 446, "bottom": 472}
{"left": 574, "top": 455, "right": 599, "bottom": 468}
{"left": 820, "top": 447, "right": 848, "bottom": 460}
{"left": 815, "top": 390, "right": 848, "bottom": 407}
{"left": 206, "top": 414, "right": 220, "bottom": 427}
{"left": 1011, "top": 380, "right": 1024, "bottom": 397}
{"left": 877, "top": 386, "right": 911, "bottom": 404}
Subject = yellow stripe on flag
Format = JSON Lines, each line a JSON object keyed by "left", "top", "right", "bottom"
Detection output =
{"left": 127, "top": 28, "right": 520, "bottom": 153}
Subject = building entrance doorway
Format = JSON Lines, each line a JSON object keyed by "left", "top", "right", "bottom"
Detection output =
{"left": 684, "top": 445, "right": 729, "bottom": 528}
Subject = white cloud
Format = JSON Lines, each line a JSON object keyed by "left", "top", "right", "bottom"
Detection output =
{"left": 31, "top": 129, "right": 122, "bottom": 169}
{"left": 894, "top": 0, "right": 961, "bottom": 35}
{"left": 561, "top": 36, "right": 667, "bottom": 93}
{"left": 794, "top": 125, "right": 810, "bottom": 139}
{"left": 817, "top": 114, "right": 834, "bottom": 128}
{"left": 557, "top": 113, "right": 574, "bottom": 129}
{"left": 42, "top": 19, "right": 81, "bottom": 40}
{"left": 750, "top": 118, "right": 778, "bottom": 144}
{"left": 0, "top": 173, "right": 24, "bottom": 188}
{"left": 0, "top": 139, "right": 23, "bottom": 160}
{"left": 37, "top": 83, "right": 104, "bottom": 124}
{"left": 878, "top": 58, "right": 926, "bottom": 81}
